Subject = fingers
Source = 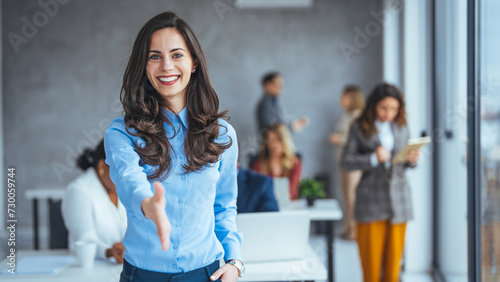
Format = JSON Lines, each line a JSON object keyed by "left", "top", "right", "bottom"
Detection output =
{"left": 153, "top": 181, "right": 165, "bottom": 202}
{"left": 157, "top": 212, "right": 171, "bottom": 250}
{"left": 210, "top": 267, "right": 224, "bottom": 281}
{"left": 376, "top": 146, "right": 390, "bottom": 163}
{"left": 329, "top": 134, "right": 338, "bottom": 145}
{"left": 152, "top": 186, "right": 171, "bottom": 250}
{"left": 148, "top": 182, "right": 170, "bottom": 250}
{"left": 114, "top": 252, "right": 124, "bottom": 264}
{"left": 113, "top": 242, "right": 125, "bottom": 250}
{"left": 407, "top": 150, "right": 421, "bottom": 163}
{"left": 210, "top": 265, "right": 239, "bottom": 281}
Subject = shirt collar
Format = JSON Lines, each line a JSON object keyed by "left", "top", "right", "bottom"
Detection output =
{"left": 162, "top": 106, "right": 188, "bottom": 129}
{"left": 375, "top": 119, "right": 391, "bottom": 130}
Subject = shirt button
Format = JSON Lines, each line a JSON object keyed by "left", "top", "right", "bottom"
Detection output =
{"left": 172, "top": 264, "right": 177, "bottom": 268}
{"left": 177, "top": 135, "right": 182, "bottom": 140}
{"left": 173, "top": 245, "right": 178, "bottom": 250}
{"left": 180, "top": 175, "right": 186, "bottom": 180}
{"left": 175, "top": 222, "right": 181, "bottom": 227}
{"left": 179, "top": 156, "right": 184, "bottom": 160}
{"left": 178, "top": 198, "right": 184, "bottom": 204}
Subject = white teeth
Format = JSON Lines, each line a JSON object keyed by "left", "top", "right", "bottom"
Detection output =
{"left": 159, "top": 76, "right": 179, "bottom": 82}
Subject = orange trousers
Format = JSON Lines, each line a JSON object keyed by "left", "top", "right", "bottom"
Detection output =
{"left": 357, "top": 220, "right": 407, "bottom": 282}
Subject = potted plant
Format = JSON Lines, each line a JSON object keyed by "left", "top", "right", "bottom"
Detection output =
{"left": 299, "top": 178, "right": 326, "bottom": 207}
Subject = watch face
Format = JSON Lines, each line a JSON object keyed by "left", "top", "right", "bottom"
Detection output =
{"left": 228, "top": 261, "right": 245, "bottom": 276}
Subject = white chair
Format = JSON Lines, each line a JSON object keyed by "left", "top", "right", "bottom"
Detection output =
{"left": 272, "top": 177, "right": 291, "bottom": 210}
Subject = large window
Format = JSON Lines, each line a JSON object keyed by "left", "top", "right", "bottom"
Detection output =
{"left": 477, "top": 0, "right": 500, "bottom": 280}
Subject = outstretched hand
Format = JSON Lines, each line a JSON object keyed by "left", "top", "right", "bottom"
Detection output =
{"left": 141, "top": 182, "right": 171, "bottom": 250}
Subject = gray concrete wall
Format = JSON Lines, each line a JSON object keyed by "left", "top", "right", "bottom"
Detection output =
{"left": 2, "top": 0, "right": 383, "bottom": 230}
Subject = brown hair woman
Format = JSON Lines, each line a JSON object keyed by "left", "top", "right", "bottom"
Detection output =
{"left": 104, "top": 11, "right": 243, "bottom": 282}
{"left": 341, "top": 82, "right": 420, "bottom": 282}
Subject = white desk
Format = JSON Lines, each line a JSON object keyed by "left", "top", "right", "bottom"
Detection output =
{"left": 282, "top": 198, "right": 343, "bottom": 282}
{"left": 240, "top": 245, "right": 327, "bottom": 281}
{"left": 283, "top": 198, "right": 343, "bottom": 221}
{"left": 1, "top": 249, "right": 326, "bottom": 282}
{"left": 0, "top": 250, "right": 122, "bottom": 282}
{"left": 20, "top": 193, "right": 341, "bottom": 281}
{"left": 25, "top": 188, "right": 66, "bottom": 249}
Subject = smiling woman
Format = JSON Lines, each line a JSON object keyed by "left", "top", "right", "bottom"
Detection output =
{"left": 145, "top": 28, "right": 197, "bottom": 111}
{"left": 104, "top": 11, "right": 243, "bottom": 282}
{"left": 120, "top": 12, "right": 229, "bottom": 181}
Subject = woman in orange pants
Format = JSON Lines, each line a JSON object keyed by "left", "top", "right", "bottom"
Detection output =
{"left": 341, "top": 83, "right": 420, "bottom": 282}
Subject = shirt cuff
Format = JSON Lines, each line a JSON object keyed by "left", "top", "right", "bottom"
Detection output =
{"left": 224, "top": 247, "right": 243, "bottom": 263}
{"left": 370, "top": 153, "right": 378, "bottom": 167}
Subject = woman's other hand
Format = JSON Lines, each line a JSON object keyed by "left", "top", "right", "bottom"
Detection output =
{"left": 329, "top": 133, "right": 341, "bottom": 145}
{"left": 141, "top": 182, "right": 171, "bottom": 250}
{"left": 106, "top": 242, "right": 125, "bottom": 263}
{"left": 375, "top": 146, "right": 391, "bottom": 163}
{"left": 210, "top": 262, "right": 240, "bottom": 282}
{"left": 407, "top": 150, "right": 421, "bottom": 164}
{"left": 292, "top": 116, "right": 309, "bottom": 132}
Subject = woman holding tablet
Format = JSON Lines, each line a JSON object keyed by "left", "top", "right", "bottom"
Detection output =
{"left": 341, "top": 83, "right": 420, "bottom": 282}
{"left": 104, "top": 11, "right": 243, "bottom": 282}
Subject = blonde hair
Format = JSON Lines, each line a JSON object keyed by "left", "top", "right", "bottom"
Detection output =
{"left": 343, "top": 85, "right": 365, "bottom": 113}
{"left": 258, "top": 123, "right": 296, "bottom": 177}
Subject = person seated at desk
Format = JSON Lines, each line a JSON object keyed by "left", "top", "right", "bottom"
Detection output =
{"left": 251, "top": 123, "right": 302, "bottom": 200}
{"left": 237, "top": 165, "right": 279, "bottom": 213}
{"left": 61, "top": 139, "right": 127, "bottom": 263}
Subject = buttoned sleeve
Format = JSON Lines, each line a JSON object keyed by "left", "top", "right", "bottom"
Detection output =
{"left": 214, "top": 120, "right": 243, "bottom": 262}
{"left": 104, "top": 117, "right": 153, "bottom": 220}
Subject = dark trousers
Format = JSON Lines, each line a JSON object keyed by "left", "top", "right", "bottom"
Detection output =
{"left": 120, "top": 259, "right": 221, "bottom": 282}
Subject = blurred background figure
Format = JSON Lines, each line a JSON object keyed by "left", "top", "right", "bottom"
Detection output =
{"left": 329, "top": 85, "right": 365, "bottom": 240}
{"left": 237, "top": 162, "right": 279, "bottom": 213}
{"left": 256, "top": 72, "right": 309, "bottom": 134}
{"left": 61, "top": 139, "right": 127, "bottom": 263}
{"left": 251, "top": 123, "right": 302, "bottom": 200}
{"left": 341, "top": 83, "right": 420, "bottom": 282}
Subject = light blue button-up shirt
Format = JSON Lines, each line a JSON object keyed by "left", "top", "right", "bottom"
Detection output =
{"left": 370, "top": 120, "right": 395, "bottom": 167}
{"left": 104, "top": 106, "right": 242, "bottom": 273}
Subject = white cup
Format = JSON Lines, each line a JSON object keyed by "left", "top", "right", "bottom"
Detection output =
{"left": 74, "top": 240, "right": 97, "bottom": 268}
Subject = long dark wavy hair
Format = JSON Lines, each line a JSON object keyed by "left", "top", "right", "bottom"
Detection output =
{"left": 358, "top": 83, "right": 407, "bottom": 137}
{"left": 121, "top": 11, "right": 231, "bottom": 180}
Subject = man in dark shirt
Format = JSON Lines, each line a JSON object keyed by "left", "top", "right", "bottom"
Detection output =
{"left": 255, "top": 72, "right": 308, "bottom": 134}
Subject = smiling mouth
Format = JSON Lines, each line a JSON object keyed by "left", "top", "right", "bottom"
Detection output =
{"left": 158, "top": 76, "right": 180, "bottom": 85}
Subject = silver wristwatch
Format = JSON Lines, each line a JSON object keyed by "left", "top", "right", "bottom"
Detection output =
{"left": 227, "top": 260, "right": 245, "bottom": 278}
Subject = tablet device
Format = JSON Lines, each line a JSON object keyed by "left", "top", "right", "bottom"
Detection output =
{"left": 392, "top": 136, "right": 432, "bottom": 164}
